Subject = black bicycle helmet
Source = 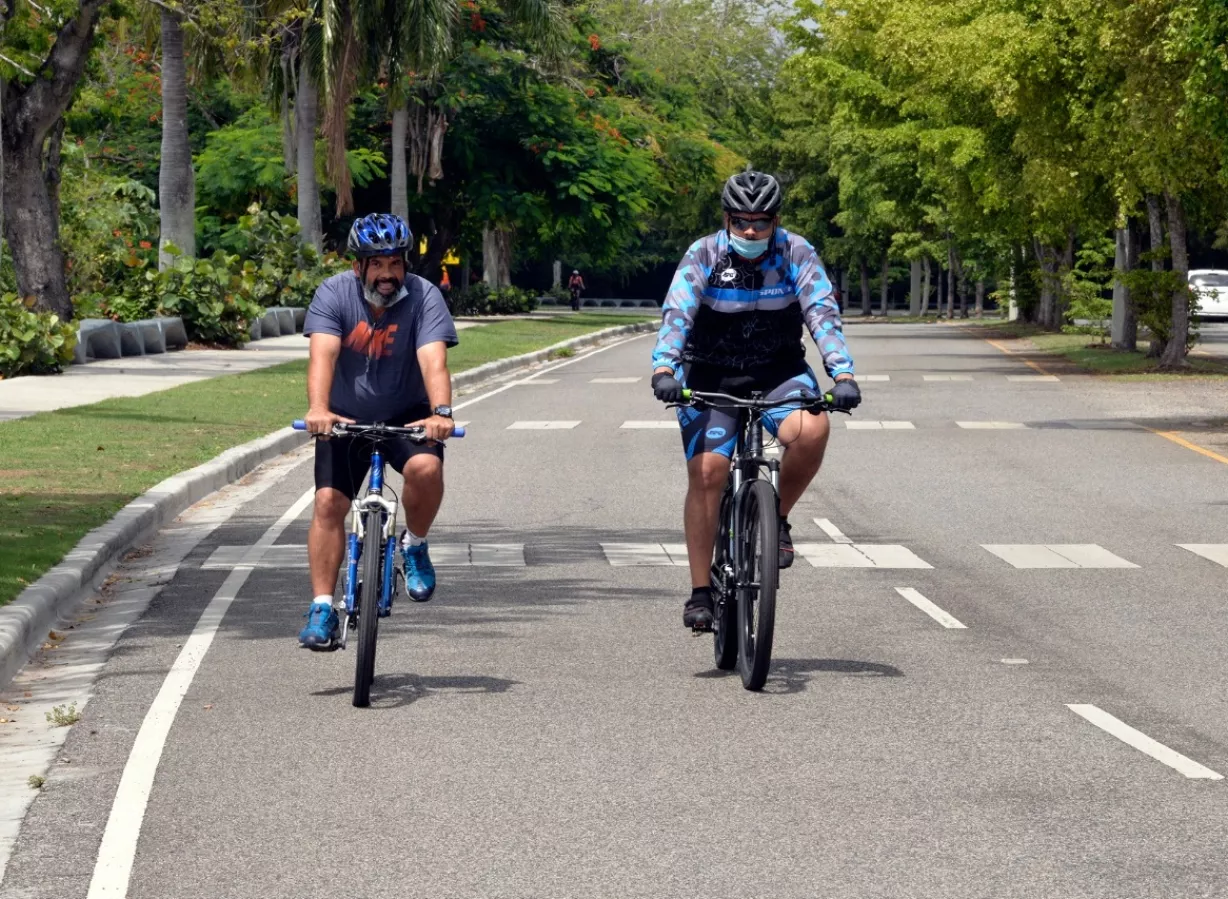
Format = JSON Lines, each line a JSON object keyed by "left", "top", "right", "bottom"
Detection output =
{"left": 347, "top": 213, "right": 413, "bottom": 258}
{"left": 721, "top": 170, "right": 783, "bottom": 215}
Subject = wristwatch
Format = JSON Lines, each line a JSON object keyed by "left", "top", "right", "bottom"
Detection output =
{"left": 433, "top": 405, "right": 453, "bottom": 419}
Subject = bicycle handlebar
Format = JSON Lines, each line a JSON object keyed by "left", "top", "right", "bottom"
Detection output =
{"left": 292, "top": 420, "right": 466, "bottom": 440}
{"left": 678, "top": 388, "right": 838, "bottom": 413}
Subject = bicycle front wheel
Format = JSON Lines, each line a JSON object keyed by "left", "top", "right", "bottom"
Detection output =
{"left": 712, "top": 486, "right": 738, "bottom": 671}
{"left": 736, "top": 479, "right": 779, "bottom": 691}
{"left": 353, "top": 508, "right": 384, "bottom": 707}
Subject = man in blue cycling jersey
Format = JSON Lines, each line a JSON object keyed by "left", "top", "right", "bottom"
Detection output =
{"left": 297, "top": 214, "right": 458, "bottom": 650}
{"left": 651, "top": 171, "right": 861, "bottom": 631}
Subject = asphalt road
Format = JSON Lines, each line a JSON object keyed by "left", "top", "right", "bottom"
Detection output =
{"left": 4, "top": 323, "right": 1228, "bottom": 898}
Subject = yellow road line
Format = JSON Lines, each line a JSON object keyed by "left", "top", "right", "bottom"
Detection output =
{"left": 1147, "top": 429, "right": 1228, "bottom": 467}
{"left": 984, "top": 338, "right": 1055, "bottom": 377}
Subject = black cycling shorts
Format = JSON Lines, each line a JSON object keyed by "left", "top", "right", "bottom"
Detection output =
{"left": 313, "top": 405, "right": 444, "bottom": 500}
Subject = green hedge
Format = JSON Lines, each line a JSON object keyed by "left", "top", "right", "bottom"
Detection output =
{"left": 450, "top": 282, "right": 539, "bottom": 316}
{"left": 0, "top": 296, "right": 77, "bottom": 378}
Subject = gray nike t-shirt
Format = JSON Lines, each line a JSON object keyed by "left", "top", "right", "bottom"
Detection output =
{"left": 303, "top": 271, "right": 458, "bottom": 422}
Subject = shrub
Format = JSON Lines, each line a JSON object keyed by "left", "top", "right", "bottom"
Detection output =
{"left": 0, "top": 295, "right": 78, "bottom": 378}
{"left": 218, "top": 204, "right": 345, "bottom": 308}
{"left": 450, "top": 282, "right": 539, "bottom": 316}
{"left": 156, "top": 252, "right": 264, "bottom": 346}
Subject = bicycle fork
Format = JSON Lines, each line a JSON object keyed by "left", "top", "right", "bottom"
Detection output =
{"left": 340, "top": 493, "right": 400, "bottom": 649}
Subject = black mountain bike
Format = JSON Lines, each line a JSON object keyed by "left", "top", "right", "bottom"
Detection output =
{"left": 677, "top": 388, "right": 839, "bottom": 691}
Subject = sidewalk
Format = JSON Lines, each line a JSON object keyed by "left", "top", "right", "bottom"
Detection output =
{"left": 0, "top": 321, "right": 496, "bottom": 422}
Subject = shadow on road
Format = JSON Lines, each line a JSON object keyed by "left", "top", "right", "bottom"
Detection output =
{"left": 758, "top": 657, "right": 904, "bottom": 696}
{"left": 311, "top": 672, "right": 520, "bottom": 709}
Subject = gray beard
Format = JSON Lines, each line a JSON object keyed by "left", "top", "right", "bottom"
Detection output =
{"left": 364, "top": 284, "right": 395, "bottom": 308}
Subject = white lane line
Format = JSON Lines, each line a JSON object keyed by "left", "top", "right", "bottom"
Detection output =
{"left": 452, "top": 332, "right": 649, "bottom": 413}
{"left": 860, "top": 374, "right": 891, "bottom": 381}
{"left": 981, "top": 544, "right": 1138, "bottom": 569}
{"left": 1067, "top": 704, "right": 1224, "bottom": 780}
{"left": 200, "top": 544, "right": 524, "bottom": 568}
{"left": 794, "top": 543, "right": 932, "bottom": 569}
{"left": 512, "top": 378, "right": 560, "bottom": 385}
{"left": 620, "top": 421, "right": 676, "bottom": 429}
{"left": 957, "top": 421, "right": 1028, "bottom": 430}
{"left": 87, "top": 489, "right": 315, "bottom": 898}
{"left": 1008, "top": 375, "right": 1060, "bottom": 382}
{"left": 600, "top": 543, "right": 672, "bottom": 566}
{"left": 661, "top": 544, "right": 690, "bottom": 567}
{"left": 894, "top": 587, "right": 966, "bottom": 629}
{"left": 591, "top": 377, "right": 641, "bottom": 384}
{"left": 469, "top": 544, "right": 526, "bottom": 566}
{"left": 814, "top": 518, "right": 853, "bottom": 544}
{"left": 507, "top": 421, "right": 581, "bottom": 430}
{"left": 923, "top": 375, "right": 974, "bottom": 381}
{"left": 1177, "top": 544, "right": 1228, "bottom": 568}
{"left": 855, "top": 545, "right": 933, "bottom": 568}
{"left": 844, "top": 421, "right": 916, "bottom": 430}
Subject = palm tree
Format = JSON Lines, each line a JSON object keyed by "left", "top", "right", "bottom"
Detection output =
{"left": 158, "top": 6, "right": 196, "bottom": 267}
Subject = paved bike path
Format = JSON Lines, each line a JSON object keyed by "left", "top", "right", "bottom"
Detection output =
{"left": 3, "top": 326, "right": 1228, "bottom": 898}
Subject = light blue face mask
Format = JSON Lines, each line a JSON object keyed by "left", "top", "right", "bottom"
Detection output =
{"left": 728, "top": 230, "right": 771, "bottom": 259}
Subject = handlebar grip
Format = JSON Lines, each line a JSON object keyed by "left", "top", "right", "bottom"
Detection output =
{"left": 452, "top": 427, "right": 466, "bottom": 439}
{"left": 292, "top": 420, "right": 307, "bottom": 430}
{"left": 824, "top": 393, "right": 834, "bottom": 404}
{"left": 680, "top": 389, "right": 692, "bottom": 401}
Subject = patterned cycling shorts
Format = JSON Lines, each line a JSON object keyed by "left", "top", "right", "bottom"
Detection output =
{"left": 675, "top": 362, "right": 822, "bottom": 460}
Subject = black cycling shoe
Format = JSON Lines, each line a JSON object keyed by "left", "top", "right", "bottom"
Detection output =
{"left": 779, "top": 518, "right": 794, "bottom": 570}
{"left": 683, "top": 590, "right": 714, "bottom": 632}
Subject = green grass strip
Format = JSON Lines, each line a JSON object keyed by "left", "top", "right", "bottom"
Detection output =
{"left": 0, "top": 313, "right": 654, "bottom": 607}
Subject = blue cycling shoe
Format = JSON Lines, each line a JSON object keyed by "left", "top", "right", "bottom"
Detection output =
{"left": 401, "top": 540, "right": 436, "bottom": 602}
{"left": 298, "top": 602, "right": 340, "bottom": 650}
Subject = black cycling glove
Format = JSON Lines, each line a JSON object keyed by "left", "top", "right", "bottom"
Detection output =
{"left": 652, "top": 371, "right": 685, "bottom": 403}
{"left": 830, "top": 378, "right": 862, "bottom": 411}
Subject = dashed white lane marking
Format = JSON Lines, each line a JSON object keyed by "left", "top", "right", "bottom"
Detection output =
{"left": 507, "top": 420, "right": 581, "bottom": 430}
{"left": 1177, "top": 544, "right": 1228, "bottom": 568}
{"left": 1001, "top": 658, "right": 1029, "bottom": 665}
{"left": 620, "top": 421, "right": 676, "bottom": 429}
{"left": 87, "top": 489, "right": 315, "bottom": 898}
{"left": 794, "top": 543, "right": 932, "bottom": 569}
{"left": 957, "top": 421, "right": 1028, "bottom": 429}
{"left": 1008, "top": 374, "right": 1061, "bottom": 382}
{"left": 894, "top": 587, "right": 966, "bottom": 629}
{"left": 202, "top": 544, "right": 526, "bottom": 568}
{"left": 982, "top": 544, "right": 1138, "bottom": 569}
{"left": 923, "top": 375, "right": 974, "bottom": 381}
{"left": 512, "top": 378, "right": 560, "bottom": 385}
{"left": 591, "top": 377, "right": 641, "bottom": 383}
{"left": 814, "top": 518, "right": 853, "bottom": 544}
{"left": 860, "top": 374, "right": 891, "bottom": 382}
{"left": 600, "top": 544, "right": 687, "bottom": 566}
{"left": 1067, "top": 704, "right": 1224, "bottom": 780}
{"left": 845, "top": 421, "right": 915, "bottom": 430}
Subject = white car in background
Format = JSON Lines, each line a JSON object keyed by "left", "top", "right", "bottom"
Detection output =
{"left": 1189, "top": 269, "right": 1228, "bottom": 318}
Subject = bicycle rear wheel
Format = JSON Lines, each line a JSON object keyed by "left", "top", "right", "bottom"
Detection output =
{"left": 711, "top": 487, "right": 738, "bottom": 671}
{"left": 736, "top": 479, "right": 779, "bottom": 691}
{"left": 353, "top": 508, "right": 384, "bottom": 707}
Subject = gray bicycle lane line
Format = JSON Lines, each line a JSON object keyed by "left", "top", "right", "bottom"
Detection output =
{"left": 9, "top": 331, "right": 1228, "bottom": 898}
{"left": 0, "top": 333, "right": 652, "bottom": 898}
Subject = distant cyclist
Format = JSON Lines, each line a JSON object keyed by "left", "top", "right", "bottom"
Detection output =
{"left": 298, "top": 213, "right": 459, "bottom": 650}
{"left": 651, "top": 170, "right": 861, "bottom": 631}
{"left": 568, "top": 269, "right": 586, "bottom": 311}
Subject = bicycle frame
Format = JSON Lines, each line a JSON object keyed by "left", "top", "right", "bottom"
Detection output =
{"left": 339, "top": 447, "right": 400, "bottom": 649}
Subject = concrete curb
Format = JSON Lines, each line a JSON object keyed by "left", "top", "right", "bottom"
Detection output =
{"left": 0, "top": 319, "right": 656, "bottom": 690}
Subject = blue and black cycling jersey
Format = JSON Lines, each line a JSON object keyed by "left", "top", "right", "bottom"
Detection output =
{"left": 651, "top": 228, "right": 854, "bottom": 378}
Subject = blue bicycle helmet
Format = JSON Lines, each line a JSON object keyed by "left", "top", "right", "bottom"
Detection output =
{"left": 347, "top": 213, "right": 413, "bottom": 258}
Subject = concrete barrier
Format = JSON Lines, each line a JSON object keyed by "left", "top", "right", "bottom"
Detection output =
{"left": 74, "top": 320, "right": 123, "bottom": 364}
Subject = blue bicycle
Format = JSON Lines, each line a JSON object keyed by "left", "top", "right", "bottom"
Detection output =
{"left": 293, "top": 419, "right": 465, "bottom": 707}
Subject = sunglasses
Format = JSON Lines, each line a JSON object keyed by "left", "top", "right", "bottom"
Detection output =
{"left": 729, "top": 215, "right": 774, "bottom": 233}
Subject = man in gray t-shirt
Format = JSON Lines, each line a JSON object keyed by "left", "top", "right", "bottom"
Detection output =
{"left": 298, "top": 214, "right": 459, "bottom": 651}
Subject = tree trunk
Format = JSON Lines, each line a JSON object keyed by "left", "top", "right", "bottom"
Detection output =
{"left": 390, "top": 101, "right": 409, "bottom": 223}
{"left": 1, "top": 0, "right": 108, "bottom": 318}
{"left": 909, "top": 259, "right": 922, "bottom": 316}
{"left": 1160, "top": 191, "right": 1191, "bottom": 368}
{"left": 936, "top": 261, "right": 944, "bottom": 313}
{"left": 922, "top": 257, "right": 931, "bottom": 314}
{"left": 878, "top": 250, "right": 889, "bottom": 316}
{"left": 1146, "top": 194, "right": 1165, "bottom": 357}
{"left": 945, "top": 245, "right": 955, "bottom": 319}
{"left": 975, "top": 279, "right": 984, "bottom": 317}
{"left": 1033, "top": 239, "right": 1061, "bottom": 329}
{"left": 158, "top": 9, "right": 195, "bottom": 268}
{"left": 482, "top": 226, "right": 512, "bottom": 289}
{"left": 44, "top": 118, "right": 65, "bottom": 232}
{"left": 295, "top": 60, "right": 323, "bottom": 252}
{"left": 281, "top": 50, "right": 296, "bottom": 177}
{"left": 1111, "top": 222, "right": 1137, "bottom": 351}
{"left": 859, "top": 260, "right": 871, "bottom": 315}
